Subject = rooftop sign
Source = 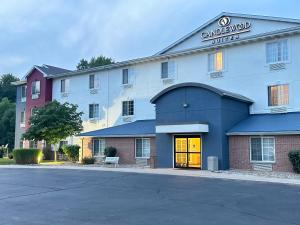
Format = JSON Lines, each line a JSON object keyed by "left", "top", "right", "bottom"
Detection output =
{"left": 201, "top": 16, "right": 251, "bottom": 44}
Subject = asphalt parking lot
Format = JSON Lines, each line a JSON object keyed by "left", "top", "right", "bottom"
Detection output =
{"left": 0, "top": 168, "right": 299, "bottom": 225}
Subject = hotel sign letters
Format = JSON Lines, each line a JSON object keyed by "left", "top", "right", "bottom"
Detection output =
{"left": 201, "top": 16, "right": 251, "bottom": 44}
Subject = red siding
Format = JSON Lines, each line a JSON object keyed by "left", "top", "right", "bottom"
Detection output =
{"left": 25, "top": 69, "right": 52, "bottom": 129}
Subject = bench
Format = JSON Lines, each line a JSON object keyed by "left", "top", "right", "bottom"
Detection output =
{"left": 104, "top": 157, "right": 119, "bottom": 167}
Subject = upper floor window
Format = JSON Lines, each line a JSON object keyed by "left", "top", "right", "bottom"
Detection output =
{"left": 161, "top": 61, "right": 175, "bottom": 79}
{"left": 21, "top": 85, "right": 27, "bottom": 102}
{"left": 266, "top": 40, "right": 288, "bottom": 64}
{"left": 135, "top": 138, "right": 150, "bottom": 158}
{"left": 93, "top": 139, "right": 106, "bottom": 157}
{"left": 208, "top": 51, "right": 223, "bottom": 73}
{"left": 61, "top": 79, "right": 69, "bottom": 93}
{"left": 31, "top": 107, "right": 38, "bottom": 117}
{"left": 268, "top": 84, "right": 289, "bottom": 106}
{"left": 122, "top": 69, "right": 129, "bottom": 85}
{"left": 31, "top": 80, "right": 40, "bottom": 99}
{"left": 20, "top": 111, "right": 25, "bottom": 127}
{"left": 122, "top": 100, "right": 134, "bottom": 116}
{"left": 250, "top": 137, "right": 275, "bottom": 162}
{"left": 89, "top": 104, "right": 99, "bottom": 119}
{"left": 89, "top": 75, "right": 95, "bottom": 89}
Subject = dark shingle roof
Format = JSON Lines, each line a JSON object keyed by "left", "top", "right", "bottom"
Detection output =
{"left": 79, "top": 120, "right": 156, "bottom": 137}
{"left": 227, "top": 112, "right": 300, "bottom": 135}
{"left": 35, "top": 64, "right": 72, "bottom": 76}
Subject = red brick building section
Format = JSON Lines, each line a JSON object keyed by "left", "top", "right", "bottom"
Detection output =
{"left": 229, "top": 135, "right": 300, "bottom": 172}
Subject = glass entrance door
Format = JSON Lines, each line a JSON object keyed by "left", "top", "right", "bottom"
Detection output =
{"left": 174, "top": 136, "right": 201, "bottom": 169}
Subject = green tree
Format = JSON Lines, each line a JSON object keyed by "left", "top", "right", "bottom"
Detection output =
{"left": 76, "top": 55, "right": 114, "bottom": 70}
{"left": 0, "top": 98, "right": 15, "bottom": 149}
{"left": 0, "top": 74, "right": 19, "bottom": 102}
{"left": 22, "top": 100, "right": 83, "bottom": 161}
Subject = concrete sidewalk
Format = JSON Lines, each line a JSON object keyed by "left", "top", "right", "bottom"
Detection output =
{"left": 0, "top": 165, "right": 299, "bottom": 186}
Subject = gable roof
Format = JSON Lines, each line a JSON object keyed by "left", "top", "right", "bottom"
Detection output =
{"left": 150, "top": 82, "right": 253, "bottom": 104}
{"left": 24, "top": 64, "right": 71, "bottom": 78}
{"left": 227, "top": 112, "right": 300, "bottom": 135}
{"left": 79, "top": 120, "right": 156, "bottom": 137}
{"left": 156, "top": 12, "right": 300, "bottom": 55}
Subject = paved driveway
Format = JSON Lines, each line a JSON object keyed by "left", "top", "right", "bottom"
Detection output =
{"left": 0, "top": 169, "right": 299, "bottom": 225}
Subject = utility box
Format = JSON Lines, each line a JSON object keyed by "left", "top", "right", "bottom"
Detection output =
{"left": 207, "top": 156, "right": 218, "bottom": 171}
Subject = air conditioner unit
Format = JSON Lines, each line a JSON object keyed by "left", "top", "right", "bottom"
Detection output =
{"left": 162, "top": 78, "right": 174, "bottom": 85}
{"left": 269, "top": 63, "right": 286, "bottom": 71}
{"left": 122, "top": 116, "right": 133, "bottom": 122}
{"left": 252, "top": 163, "right": 272, "bottom": 171}
{"left": 61, "top": 92, "right": 68, "bottom": 98}
{"left": 270, "top": 107, "right": 287, "bottom": 113}
{"left": 122, "top": 83, "right": 133, "bottom": 88}
{"left": 209, "top": 71, "right": 223, "bottom": 79}
{"left": 90, "top": 89, "right": 98, "bottom": 94}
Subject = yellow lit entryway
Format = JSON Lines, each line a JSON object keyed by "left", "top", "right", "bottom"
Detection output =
{"left": 174, "top": 136, "right": 201, "bottom": 169}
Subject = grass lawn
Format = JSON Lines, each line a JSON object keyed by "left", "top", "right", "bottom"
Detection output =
{"left": 0, "top": 158, "right": 15, "bottom": 165}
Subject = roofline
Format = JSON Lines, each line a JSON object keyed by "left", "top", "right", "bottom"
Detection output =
{"left": 11, "top": 80, "right": 27, "bottom": 86}
{"left": 227, "top": 131, "right": 300, "bottom": 135}
{"left": 24, "top": 66, "right": 47, "bottom": 79}
{"left": 47, "top": 26, "right": 300, "bottom": 79}
{"left": 150, "top": 82, "right": 253, "bottom": 104}
{"left": 79, "top": 134, "right": 155, "bottom": 138}
{"left": 156, "top": 12, "right": 300, "bottom": 55}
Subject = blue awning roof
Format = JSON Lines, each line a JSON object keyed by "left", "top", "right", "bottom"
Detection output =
{"left": 79, "top": 120, "right": 156, "bottom": 137}
{"left": 227, "top": 112, "right": 300, "bottom": 135}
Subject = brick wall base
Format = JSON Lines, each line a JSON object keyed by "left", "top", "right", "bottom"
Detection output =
{"left": 229, "top": 135, "right": 299, "bottom": 172}
{"left": 81, "top": 137, "right": 156, "bottom": 165}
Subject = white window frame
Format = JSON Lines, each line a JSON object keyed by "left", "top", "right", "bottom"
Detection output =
{"left": 122, "top": 100, "right": 134, "bottom": 117}
{"left": 92, "top": 139, "right": 106, "bottom": 157}
{"left": 20, "top": 111, "right": 25, "bottom": 127}
{"left": 161, "top": 61, "right": 175, "bottom": 79}
{"left": 21, "top": 85, "right": 27, "bottom": 102}
{"left": 208, "top": 50, "right": 224, "bottom": 73}
{"left": 135, "top": 138, "right": 151, "bottom": 159}
{"left": 266, "top": 39, "right": 289, "bottom": 64}
{"left": 268, "top": 84, "right": 289, "bottom": 107}
{"left": 31, "top": 80, "right": 40, "bottom": 99}
{"left": 250, "top": 137, "right": 276, "bottom": 163}
{"left": 89, "top": 104, "right": 99, "bottom": 119}
{"left": 122, "top": 68, "right": 129, "bottom": 85}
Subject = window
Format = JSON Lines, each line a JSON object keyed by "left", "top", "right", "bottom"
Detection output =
{"left": 31, "top": 80, "right": 40, "bottom": 97}
{"left": 250, "top": 137, "right": 275, "bottom": 162}
{"left": 19, "top": 140, "right": 23, "bottom": 149}
{"left": 268, "top": 84, "right": 289, "bottom": 106}
{"left": 122, "top": 69, "right": 129, "bottom": 85}
{"left": 21, "top": 85, "right": 27, "bottom": 102}
{"left": 61, "top": 79, "right": 66, "bottom": 93}
{"left": 266, "top": 40, "right": 288, "bottom": 64}
{"left": 122, "top": 100, "right": 134, "bottom": 116}
{"left": 208, "top": 51, "right": 223, "bottom": 72}
{"left": 89, "top": 104, "right": 99, "bottom": 119}
{"left": 93, "top": 139, "right": 105, "bottom": 157}
{"left": 161, "top": 61, "right": 175, "bottom": 79}
{"left": 89, "top": 74, "right": 95, "bottom": 89}
{"left": 59, "top": 140, "right": 68, "bottom": 150}
{"left": 135, "top": 138, "right": 150, "bottom": 158}
{"left": 20, "top": 111, "right": 25, "bottom": 126}
{"left": 29, "top": 140, "right": 38, "bottom": 149}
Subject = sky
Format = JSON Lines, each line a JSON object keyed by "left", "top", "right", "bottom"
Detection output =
{"left": 0, "top": 0, "right": 299, "bottom": 78}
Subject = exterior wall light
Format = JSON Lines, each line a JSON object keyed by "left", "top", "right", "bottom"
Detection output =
{"left": 183, "top": 103, "right": 189, "bottom": 108}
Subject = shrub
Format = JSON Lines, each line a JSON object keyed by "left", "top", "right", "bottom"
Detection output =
{"left": 288, "top": 150, "right": 300, "bottom": 173}
{"left": 62, "top": 145, "right": 80, "bottom": 162}
{"left": 0, "top": 148, "right": 4, "bottom": 158}
{"left": 43, "top": 146, "right": 54, "bottom": 160}
{"left": 13, "top": 149, "right": 43, "bottom": 164}
{"left": 82, "top": 157, "right": 95, "bottom": 164}
{"left": 8, "top": 153, "right": 13, "bottom": 159}
{"left": 104, "top": 146, "right": 117, "bottom": 157}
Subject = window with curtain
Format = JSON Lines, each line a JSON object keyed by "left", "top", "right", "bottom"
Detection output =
{"left": 89, "top": 104, "right": 99, "bottom": 119}
{"left": 93, "top": 139, "right": 106, "bottom": 156}
{"left": 122, "top": 100, "right": 134, "bottom": 116}
{"left": 268, "top": 84, "right": 289, "bottom": 106}
{"left": 135, "top": 138, "right": 150, "bottom": 158}
{"left": 208, "top": 51, "right": 223, "bottom": 72}
{"left": 266, "top": 40, "right": 288, "bottom": 64}
{"left": 250, "top": 137, "right": 275, "bottom": 162}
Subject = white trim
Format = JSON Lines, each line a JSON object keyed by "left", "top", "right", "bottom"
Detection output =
{"left": 156, "top": 124, "right": 209, "bottom": 133}
{"left": 227, "top": 131, "right": 300, "bottom": 135}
